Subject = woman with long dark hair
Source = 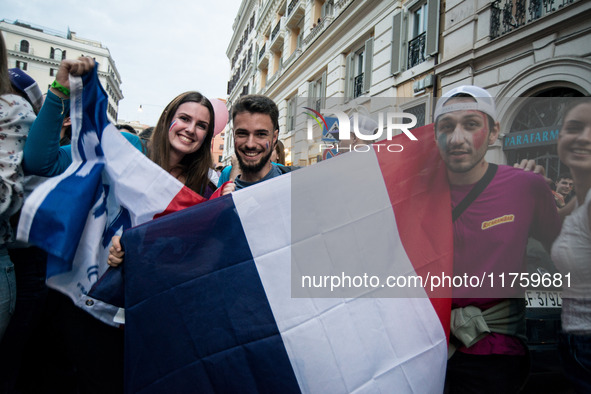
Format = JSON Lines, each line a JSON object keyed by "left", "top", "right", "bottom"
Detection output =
{"left": 147, "top": 91, "right": 216, "bottom": 196}
{"left": 24, "top": 57, "right": 218, "bottom": 197}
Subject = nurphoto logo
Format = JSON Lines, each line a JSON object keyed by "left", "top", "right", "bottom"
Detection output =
{"left": 305, "top": 108, "right": 419, "bottom": 142}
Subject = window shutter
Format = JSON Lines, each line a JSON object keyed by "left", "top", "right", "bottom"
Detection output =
{"left": 320, "top": 71, "right": 327, "bottom": 109}
{"left": 364, "top": 38, "right": 373, "bottom": 93}
{"left": 308, "top": 81, "right": 315, "bottom": 108}
{"left": 344, "top": 52, "right": 353, "bottom": 99}
{"left": 391, "top": 12, "right": 403, "bottom": 75}
{"left": 288, "top": 97, "right": 295, "bottom": 131}
{"left": 426, "top": 0, "right": 440, "bottom": 56}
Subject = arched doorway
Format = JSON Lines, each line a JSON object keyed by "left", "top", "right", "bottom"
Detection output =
{"left": 504, "top": 87, "right": 583, "bottom": 182}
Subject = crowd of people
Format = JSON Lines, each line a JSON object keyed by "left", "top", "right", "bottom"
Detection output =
{"left": 0, "top": 32, "right": 589, "bottom": 393}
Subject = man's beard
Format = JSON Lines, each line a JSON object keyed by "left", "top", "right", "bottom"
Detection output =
{"left": 236, "top": 147, "right": 273, "bottom": 176}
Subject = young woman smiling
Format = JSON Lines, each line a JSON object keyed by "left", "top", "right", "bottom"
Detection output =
{"left": 24, "top": 57, "right": 218, "bottom": 198}
{"left": 148, "top": 91, "right": 217, "bottom": 197}
{"left": 551, "top": 98, "right": 591, "bottom": 392}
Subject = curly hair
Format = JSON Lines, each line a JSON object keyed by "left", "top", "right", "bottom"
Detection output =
{"left": 231, "top": 94, "right": 279, "bottom": 133}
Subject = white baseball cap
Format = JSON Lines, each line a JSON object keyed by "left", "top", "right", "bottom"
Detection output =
{"left": 433, "top": 85, "right": 497, "bottom": 121}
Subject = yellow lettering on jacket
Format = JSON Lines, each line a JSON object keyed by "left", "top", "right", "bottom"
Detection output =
{"left": 481, "top": 214, "right": 515, "bottom": 230}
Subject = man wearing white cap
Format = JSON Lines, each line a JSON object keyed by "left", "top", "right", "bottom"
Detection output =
{"left": 434, "top": 86, "right": 561, "bottom": 392}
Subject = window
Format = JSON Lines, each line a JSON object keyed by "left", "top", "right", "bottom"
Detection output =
{"left": 354, "top": 48, "right": 365, "bottom": 97}
{"left": 286, "top": 96, "right": 297, "bottom": 132}
{"left": 408, "top": 3, "right": 428, "bottom": 69}
{"left": 219, "top": 144, "right": 224, "bottom": 150}
{"left": 50, "top": 47, "right": 65, "bottom": 60}
{"left": 313, "top": 0, "right": 324, "bottom": 21}
{"left": 308, "top": 71, "right": 326, "bottom": 112}
{"left": 411, "top": 3, "right": 428, "bottom": 39}
{"left": 50, "top": 68, "right": 57, "bottom": 77}
{"left": 404, "top": 103, "right": 426, "bottom": 128}
{"left": 16, "top": 61, "right": 27, "bottom": 71}
{"left": 108, "top": 103, "right": 117, "bottom": 120}
{"left": 345, "top": 38, "right": 373, "bottom": 99}
{"left": 391, "top": 0, "right": 439, "bottom": 74}
{"left": 321, "top": 0, "right": 333, "bottom": 19}
{"left": 218, "top": 155, "right": 223, "bottom": 163}
{"left": 20, "top": 40, "right": 29, "bottom": 53}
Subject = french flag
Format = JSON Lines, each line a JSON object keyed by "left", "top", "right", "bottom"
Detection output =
{"left": 122, "top": 125, "right": 452, "bottom": 392}
{"left": 16, "top": 66, "right": 206, "bottom": 326}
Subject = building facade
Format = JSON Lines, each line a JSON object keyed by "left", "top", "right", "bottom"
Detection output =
{"left": 212, "top": 131, "right": 226, "bottom": 169}
{"left": 226, "top": 0, "right": 590, "bottom": 176}
{"left": 1, "top": 19, "right": 123, "bottom": 124}
{"left": 224, "top": 1, "right": 260, "bottom": 165}
{"left": 226, "top": 0, "right": 440, "bottom": 166}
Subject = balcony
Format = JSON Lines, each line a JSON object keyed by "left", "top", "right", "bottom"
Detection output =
{"left": 490, "top": 0, "right": 577, "bottom": 39}
{"left": 258, "top": 43, "right": 266, "bottom": 61}
{"left": 335, "top": 0, "right": 353, "bottom": 11}
{"left": 257, "top": 43, "right": 269, "bottom": 69}
{"left": 407, "top": 32, "right": 426, "bottom": 69}
{"left": 269, "top": 17, "right": 285, "bottom": 52}
{"left": 286, "top": 0, "right": 305, "bottom": 29}
{"left": 302, "top": 0, "right": 336, "bottom": 46}
{"left": 271, "top": 19, "right": 281, "bottom": 41}
{"left": 284, "top": 47, "right": 302, "bottom": 69}
{"left": 304, "top": 16, "right": 326, "bottom": 46}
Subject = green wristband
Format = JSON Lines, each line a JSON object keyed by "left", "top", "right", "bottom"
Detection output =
{"left": 51, "top": 80, "right": 70, "bottom": 96}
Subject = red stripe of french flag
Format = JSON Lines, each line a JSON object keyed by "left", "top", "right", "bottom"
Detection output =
{"left": 375, "top": 123, "right": 452, "bottom": 339}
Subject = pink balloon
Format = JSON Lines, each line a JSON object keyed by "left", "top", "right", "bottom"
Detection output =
{"left": 210, "top": 98, "right": 229, "bottom": 137}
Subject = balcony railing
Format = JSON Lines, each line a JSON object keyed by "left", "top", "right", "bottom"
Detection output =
{"left": 335, "top": 0, "right": 353, "bottom": 10}
{"left": 304, "top": 17, "right": 326, "bottom": 45}
{"left": 284, "top": 47, "right": 301, "bottom": 68}
{"left": 258, "top": 43, "right": 266, "bottom": 60}
{"left": 353, "top": 73, "right": 364, "bottom": 98}
{"left": 407, "top": 32, "right": 426, "bottom": 69}
{"left": 288, "top": 0, "right": 298, "bottom": 15}
{"left": 271, "top": 19, "right": 281, "bottom": 42}
{"left": 490, "top": 0, "right": 577, "bottom": 39}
